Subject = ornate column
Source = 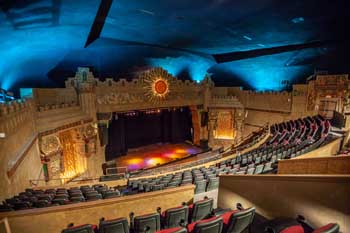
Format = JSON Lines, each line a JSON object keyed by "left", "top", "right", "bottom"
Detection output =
{"left": 97, "top": 112, "right": 112, "bottom": 147}
{"left": 189, "top": 106, "right": 201, "bottom": 146}
{"left": 234, "top": 108, "right": 245, "bottom": 144}
{"left": 39, "top": 134, "right": 63, "bottom": 183}
{"left": 208, "top": 110, "right": 218, "bottom": 147}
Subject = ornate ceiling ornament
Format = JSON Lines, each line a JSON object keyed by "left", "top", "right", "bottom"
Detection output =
{"left": 143, "top": 68, "right": 174, "bottom": 102}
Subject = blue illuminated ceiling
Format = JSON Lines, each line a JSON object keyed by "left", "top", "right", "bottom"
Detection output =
{"left": 0, "top": 0, "right": 349, "bottom": 93}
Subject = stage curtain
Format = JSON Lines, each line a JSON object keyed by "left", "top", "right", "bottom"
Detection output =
{"left": 105, "top": 107, "right": 193, "bottom": 161}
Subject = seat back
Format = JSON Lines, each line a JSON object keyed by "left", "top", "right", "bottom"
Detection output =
{"left": 195, "top": 180, "right": 207, "bottom": 194}
{"left": 99, "top": 217, "right": 129, "bottom": 233}
{"left": 62, "top": 224, "right": 96, "bottom": 233}
{"left": 313, "top": 223, "right": 339, "bottom": 233}
{"left": 206, "top": 178, "right": 219, "bottom": 192}
{"left": 254, "top": 165, "right": 264, "bottom": 174}
{"left": 133, "top": 213, "right": 161, "bottom": 233}
{"left": 163, "top": 206, "right": 189, "bottom": 229}
{"left": 158, "top": 228, "right": 187, "bottom": 233}
{"left": 192, "top": 217, "right": 223, "bottom": 233}
{"left": 224, "top": 207, "right": 255, "bottom": 233}
{"left": 246, "top": 168, "right": 255, "bottom": 175}
{"left": 103, "top": 191, "right": 120, "bottom": 199}
{"left": 189, "top": 198, "right": 214, "bottom": 223}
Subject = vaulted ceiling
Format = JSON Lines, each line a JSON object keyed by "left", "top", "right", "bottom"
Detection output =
{"left": 0, "top": 0, "right": 349, "bottom": 94}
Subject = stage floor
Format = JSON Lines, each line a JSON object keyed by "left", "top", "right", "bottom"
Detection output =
{"left": 116, "top": 143, "right": 202, "bottom": 171}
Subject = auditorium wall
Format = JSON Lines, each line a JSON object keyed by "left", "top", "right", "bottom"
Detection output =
{"left": 278, "top": 155, "right": 350, "bottom": 174}
{"left": 32, "top": 88, "right": 78, "bottom": 107}
{"left": 0, "top": 101, "right": 43, "bottom": 200}
{"left": 218, "top": 175, "right": 350, "bottom": 233}
{"left": 212, "top": 85, "right": 316, "bottom": 137}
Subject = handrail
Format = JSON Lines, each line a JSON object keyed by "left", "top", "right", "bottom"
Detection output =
{"left": 131, "top": 126, "right": 269, "bottom": 177}
{"left": 7, "top": 134, "right": 38, "bottom": 178}
{"left": 0, "top": 217, "right": 12, "bottom": 233}
{"left": 106, "top": 167, "right": 128, "bottom": 176}
{"left": 132, "top": 149, "right": 223, "bottom": 177}
{"left": 29, "top": 177, "right": 100, "bottom": 186}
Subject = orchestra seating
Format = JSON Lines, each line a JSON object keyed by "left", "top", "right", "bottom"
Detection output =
{"left": 61, "top": 198, "right": 339, "bottom": 233}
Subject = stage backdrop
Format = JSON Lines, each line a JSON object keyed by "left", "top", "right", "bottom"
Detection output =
{"left": 105, "top": 107, "right": 193, "bottom": 161}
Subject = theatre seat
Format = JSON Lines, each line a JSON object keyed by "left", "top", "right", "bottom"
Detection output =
{"left": 103, "top": 191, "right": 120, "bottom": 199}
{"left": 61, "top": 224, "right": 98, "bottom": 233}
{"left": 13, "top": 201, "right": 31, "bottom": 210}
{"left": 99, "top": 217, "right": 130, "bottom": 233}
{"left": 155, "top": 227, "right": 187, "bottom": 233}
{"left": 187, "top": 216, "right": 223, "bottom": 233}
{"left": 206, "top": 178, "right": 219, "bottom": 192}
{"left": 33, "top": 200, "right": 51, "bottom": 208}
{"left": 189, "top": 198, "right": 214, "bottom": 223}
{"left": 131, "top": 212, "right": 161, "bottom": 233}
{"left": 161, "top": 205, "right": 189, "bottom": 228}
{"left": 195, "top": 180, "right": 207, "bottom": 194}
{"left": 279, "top": 225, "right": 304, "bottom": 233}
{"left": 221, "top": 207, "right": 255, "bottom": 233}
{"left": 312, "top": 223, "right": 339, "bottom": 233}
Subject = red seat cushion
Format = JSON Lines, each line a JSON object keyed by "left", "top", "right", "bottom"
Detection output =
{"left": 313, "top": 223, "right": 336, "bottom": 233}
{"left": 187, "top": 216, "right": 220, "bottom": 233}
{"left": 156, "top": 227, "right": 183, "bottom": 233}
{"left": 221, "top": 210, "right": 239, "bottom": 225}
{"left": 281, "top": 225, "right": 304, "bottom": 233}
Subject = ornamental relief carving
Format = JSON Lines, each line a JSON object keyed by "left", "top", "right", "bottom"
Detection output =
{"left": 97, "top": 92, "right": 144, "bottom": 105}
{"left": 48, "top": 154, "right": 62, "bottom": 177}
{"left": 95, "top": 67, "right": 202, "bottom": 107}
{"left": 40, "top": 135, "right": 61, "bottom": 156}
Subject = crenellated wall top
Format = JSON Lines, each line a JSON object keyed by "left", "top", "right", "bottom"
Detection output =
{"left": 0, "top": 98, "right": 33, "bottom": 118}
{"left": 210, "top": 95, "right": 244, "bottom": 109}
{"left": 244, "top": 90, "right": 291, "bottom": 96}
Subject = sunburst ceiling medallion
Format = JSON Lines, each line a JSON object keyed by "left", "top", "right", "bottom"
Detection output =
{"left": 144, "top": 69, "right": 174, "bottom": 102}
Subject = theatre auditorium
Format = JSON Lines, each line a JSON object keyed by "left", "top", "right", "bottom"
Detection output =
{"left": 0, "top": 1, "right": 349, "bottom": 233}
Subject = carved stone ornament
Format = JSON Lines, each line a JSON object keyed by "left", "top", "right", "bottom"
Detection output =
{"left": 40, "top": 135, "right": 61, "bottom": 155}
{"left": 83, "top": 124, "right": 97, "bottom": 139}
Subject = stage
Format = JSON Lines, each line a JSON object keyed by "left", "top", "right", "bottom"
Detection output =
{"left": 115, "top": 143, "right": 202, "bottom": 171}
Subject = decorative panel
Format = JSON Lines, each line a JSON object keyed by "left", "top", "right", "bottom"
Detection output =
{"left": 214, "top": 111, "right": 235, "bottom": 139}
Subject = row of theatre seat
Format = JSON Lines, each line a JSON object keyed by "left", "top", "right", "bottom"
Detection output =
{"left": 127, "top": 167, "right": 219, "bottom": 195}
{"left": 211, "top": 115, "right": 331, "bottom": 175}
{"left": 61, "top": 197, "right": 339, "bottom": 233}
{"left": 0, "top": 184, "right": 120, "bottom": 211}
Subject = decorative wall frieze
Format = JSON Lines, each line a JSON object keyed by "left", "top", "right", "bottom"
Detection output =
{"left": 37, "top": 101, "right": 78, "bottom": 112}
{"left": 210, "top": 95, "right": 244, "bottom": 108}
{"left": 96, "top": 69, "right": 203, "bottom": 112}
